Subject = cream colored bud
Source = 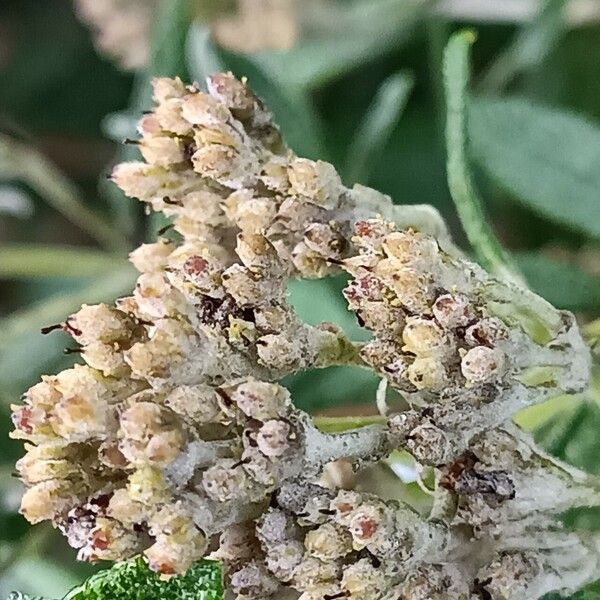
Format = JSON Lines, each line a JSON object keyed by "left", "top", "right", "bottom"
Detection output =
{"left": 341, "top": 558, "right": 388, "bottom": 600}
{"left": 432, "top": 293, "right": 473, "bottom": 329}
{"left": 287, "top": 158, "right": 342, "bottom": 209}
{"left": 107, "top": 488, "right": 146, "bottom": 525}
{"left": 69, "top": 304, "right": 136, "bottom": 346}
{"left": 207, "top": 72, "right": 255, "bottom": 119}
{"left": 304, "top": 522, "right": 353, "bottom": 561}
{"left": 165, "top": 384, "right": 223, "bottom": 424}
{"left": 180, "top": 91, "right": 230, "bottom": 126}
{"left": 461, "top": 346, "right": 506, "bottom": 385}
{"left": 382, "top": 230, "right": 439, "bottom": 265}
{"left": 231, "top": 379, "right": 289, "bottom": 421}
{"left": 127, "top": 466, "right": 168, "bottom": 504}
{"left": 292, "top": 556, "right": 341, "bottom": 590}
{"left": 83, "top": 341, "right": 129, "bottom": 377}
{"left": 152, "top": 77, "right": 186, "bottom": 103}
{"left": 407, "top": 356, "right": 448, "bottom": 391}
{"left": 139, "top": 136, "right": 185, "bottom": 167}
{"left": 402, "top": 317, "right": 453, "bottom": 357}
{"left": 20, "top": 480, "right": 79, "bottom": 523}
{"left": 202, "top": 459, "right": 251, "bottom": 502}
{"left": 256, "top": 419, "right": 291, "bottom": 457}
{"left": 129, "top": 240, "right": 173, "bottom": 273}
{"left": 375, "top": 263, "right": 433, "bottom": 313}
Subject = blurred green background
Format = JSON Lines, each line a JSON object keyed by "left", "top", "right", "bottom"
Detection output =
{"left": 1, "top": 0, "right": 600, "bottom": 597}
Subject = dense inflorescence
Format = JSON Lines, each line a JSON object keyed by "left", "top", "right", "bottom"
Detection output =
{"left": 343, "top": 220, "right": 589, "bottom": 464}
{"left": 11, "top": 73, "right": 599, "bottom": 600}
{"left": 74, "top": 0, "right": 159, "bottom": 70}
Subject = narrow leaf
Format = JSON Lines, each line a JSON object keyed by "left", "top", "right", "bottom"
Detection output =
{"left": 469, "top": 96, "right": 600, "bottom": 239}
{"left": 0, "top": 135, "right": 127, "bottom": 252}
{"left": 186, "top": 25, "right": 226, "bottom": 88}
{"left": 0, "top": 266, "right": 136, "bottom": 399}
{"left": 0, "top": 246, "right": 124, "bottom": 279}
{"left": 478, "top": 0, "right": 568, "bottom": 94}
{"left": 344, "top": 71, "right": 414, "bottom": 185}
{"left": 442, "top": 31, "right": 523, "bottom": 284}
{"left": 150, "top": 0, "right": 190, "bottom": 79}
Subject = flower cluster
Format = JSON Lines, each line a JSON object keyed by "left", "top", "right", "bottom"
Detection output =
{"left": 11, "top": 73, "right": 599, "bottom": 600}
{"left": 344, "top": 220, "right": 589, "bottom": 463}
{"left": 74, "top": 0, "right": 158, "bottom": 70}
{"left": 216, "top": 449, "right": 600, "bottom": 600}
{"left": 111, "top": 73, "right": 415, "bottom": 279}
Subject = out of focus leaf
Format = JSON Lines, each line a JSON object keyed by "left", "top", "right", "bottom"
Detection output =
{"left": 150, "top": 0, "right": 190, "bottom": 79}
{"left": 0, "top": 0, "right": 131, "bottom": 135}
{"left": 442, "top": 31, "right": 522, "bottom": 284}
{"left": 478, "top": 0, "right": 568, "bottom": 94}
{"left": 0, "top": 246, "right": 123, "bottom": 280}
{"left": 0, "top": 557, "right": 80, "bottom": 600}
{"left": 469, "top": 97, "right": 600, "bottom": 239}
{"left": 288, "top": 275, "right": 368, "bottom": 341}
{"left": 0, "top": 135, "right": 127, "bottom": 252}
{"left": 344, "top": 71, "right": 414, "bottom": 185}
{"left": 284, "top": 365, "right": 381, "bottom": 412}
{"left": 534, "top": 398, "right": 600, "bottom": 475}
{"left": 62, "top": 557, "right": 222, "bottom": 600}
{"left": 249, "top": 0, "right": 431, "bottom": 91}
{"left": 0, "top": 265, "right": 136, "bottom": 400}
{"left": 286, "top": 276, "right": 379, "bottom": 410}
{"left": 186, "top": 25, "right": 225, "bottom": 87}
{"left": 516, "top": 252, "right": 600, "bottom": 312}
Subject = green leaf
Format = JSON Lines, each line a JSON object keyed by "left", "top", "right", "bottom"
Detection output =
{"left": 442, "top": 31, "right": 523, "bottom": 284}
{"left": 469, "top": 96, "right": 600, "bottom": 240}
{"left": 515, "top": 252, "right": 600, "bottom": 312}
{"left": 533, "top": 400, "right": 600, "bottom": 475}
{"left": 478, "top": 0, "right": 568, "bottom": 94}
{"left": 0, "top": 265, "right": 136, "bottom": 400}
{"left": 186, "top": 25, "right": 226, "bottom": 88}
{"left": 541, "top": 579, "right": 600, "bottom": 599}
{"left": 285, "top": 276, "right": 380, "bottom": 411}
{"left": 248, "top": 0, "right": 431, "bottom": 91}
{"left": 344, "top": 71, "right": 414, "bottom": 185}
{"left": 0, "top": 246, "right": 124, "bottom": 280}
{"left": 288, "top": 275, "right": 368, "bottom": 341}
{"left": 62, "top": 557, "right": 222, "bottom": 600}
{"left": 6, "top": 558, "right": 223, "bottom": 600}
{"left": 0, "top": 135, "right": 127, "bottom": 253}
{"left": 284, "top": 365, "right": 381, "bottom": 412}
{"left": 150, "top": 0, "right": 191, "bottom": 79}
{"left": 1, "top": 556, "right": 80, "bottom": 600}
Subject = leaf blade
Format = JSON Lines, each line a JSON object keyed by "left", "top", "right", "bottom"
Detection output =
{"left": 344, "top": 71, "right": 414, "bottom": 185}
{"left": 0, "top": 246, "right": 124, "bottom": 279}
{"left": 469, "top": 96, "right": 600, "bottom": 239}
{"left": 442, "top": 31, "right": 523, "bottom": 284}
{"left": 62, "top": 557, "right": 223, "bottom": 600}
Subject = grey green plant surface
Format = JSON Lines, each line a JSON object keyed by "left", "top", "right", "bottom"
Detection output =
{"left": 1, "top": 1, "right": 600, "bottom": 599}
